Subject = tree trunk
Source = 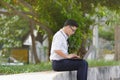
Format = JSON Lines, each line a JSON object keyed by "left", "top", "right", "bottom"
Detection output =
{"left": 114, "top": 26, "right": 120, "bottom": 61}
{"left": 47, "top": 37, "right": 52, "bottom": 61}
{"left": 29, "top": 20, "right": 40, "bottom": 64}
{"left": 77, "top": 40, "right": 87, "bottom": 59}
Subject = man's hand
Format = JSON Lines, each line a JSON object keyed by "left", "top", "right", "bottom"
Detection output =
{"left": 67, "top": 54, "right": 80, "bottom": 59}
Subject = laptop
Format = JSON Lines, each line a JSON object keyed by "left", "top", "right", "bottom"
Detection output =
{"left": 83, "top": 45, "right": 95, "bottom": 59}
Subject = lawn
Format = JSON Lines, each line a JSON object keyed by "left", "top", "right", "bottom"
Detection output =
{"left": 88, "top": 59, "right": 120, "bottom": 67}
{"left": 0, "top": 62, "right": 52, "bottom": 74}
{"left": 0, "top": 60, "right": 120, "bottom": 74}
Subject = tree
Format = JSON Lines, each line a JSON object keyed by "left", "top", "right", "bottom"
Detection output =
{"left": 0, "top": 0, "right": 53, "bottom": 63}
{"left": 0, "top": 15, "right": 29, "bottom": 47}
{"left": 0, "top": 0, "right": 120, "bottom": 61}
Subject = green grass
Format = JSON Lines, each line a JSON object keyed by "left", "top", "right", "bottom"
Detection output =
{"left": 0, "top": 62, "right": 52, "bottom": 74}
{"left": 0, "top": 60, "right": 120, "bottom": 74}
{"left": 88, "top": 59, "right": 120, "bottom": 67}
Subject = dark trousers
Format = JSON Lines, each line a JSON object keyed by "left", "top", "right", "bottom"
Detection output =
{"left": 52, "top": 59, "right": 88, "bottom": 80}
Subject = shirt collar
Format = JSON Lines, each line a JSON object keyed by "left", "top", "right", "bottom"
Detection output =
{"left": 60, "top": 29, "right": 68, "bottom": 40}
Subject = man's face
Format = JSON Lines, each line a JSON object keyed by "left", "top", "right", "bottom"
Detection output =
{"left": 67, "top": 26, "right": 77, "bottom": 36}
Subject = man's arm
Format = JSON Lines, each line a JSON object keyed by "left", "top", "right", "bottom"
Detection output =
{"left": 54, "top": 50, "right": 80, "bottom": 59}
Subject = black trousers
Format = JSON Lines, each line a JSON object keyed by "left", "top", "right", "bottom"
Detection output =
{"left": 52, "top": 59, "right": 88, "bottom": 80}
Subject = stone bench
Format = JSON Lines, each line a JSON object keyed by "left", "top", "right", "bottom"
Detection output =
{"left": 53, "top": 66, "right": 120, "bottom": 80}
{"left": 0, "top": 66, "right": 120, "bottom": 80}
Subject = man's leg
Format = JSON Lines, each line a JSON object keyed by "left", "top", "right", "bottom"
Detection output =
{"left": 77, "top": 59, "right": 88, "bottom": 80}
{"left": 52, "top": 59, "right": 88, "bottom": 80}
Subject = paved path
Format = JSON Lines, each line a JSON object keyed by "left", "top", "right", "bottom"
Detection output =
{"left": 0, "top": 71, "right": 59, "bottom": 80}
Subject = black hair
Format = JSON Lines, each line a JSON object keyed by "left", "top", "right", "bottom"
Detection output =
{"left": 64, "top": 19, "right": 79, "bottom": 27}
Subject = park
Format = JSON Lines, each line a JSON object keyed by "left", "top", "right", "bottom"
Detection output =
{"left": 0, "top": 0, "right": 120, "bottom": 80}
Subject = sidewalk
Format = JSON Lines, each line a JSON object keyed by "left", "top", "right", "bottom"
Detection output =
{"left": 0, "top": 71, "right": 59, "bottom": 80}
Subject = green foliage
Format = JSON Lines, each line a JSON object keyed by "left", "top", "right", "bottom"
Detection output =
{"left": 99, "top": 27, "right": 114, "bottom": 41}
{"left": 32, "top": 0, "right": 66, "bottom": 33}
{"left": 1, "top": 0, "right": 120, "bottom": 58}
{"left": 25, "top": 0, "right": 93, "bottom": 53}
{"left": 3, "top": 0, "right": 11, "bottom": 3}
{"left": 0, "top": 15, "right": 29, "bottom": 48}
{"left": 55, "top": 0, "right": 93, "bottom": 53}
{"left": 97, "top": 6, "right": 120, "bottom": 41}
{"left": 76, "top": 0, "right": 120, "bottom": 13}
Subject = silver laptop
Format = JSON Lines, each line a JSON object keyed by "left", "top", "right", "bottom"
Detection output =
{"left": 83, "top": 45, "right": 95, "bottom": 59}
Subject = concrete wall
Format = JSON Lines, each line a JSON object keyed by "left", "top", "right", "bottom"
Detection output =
{"left": 0, "top": 66, "right": 120, "bottom": 80}
{"left": 87, "top": 66, "right": 120, "bottom": 80}
{"left": 53, "top": 66, "right": 120, "bottom": 80}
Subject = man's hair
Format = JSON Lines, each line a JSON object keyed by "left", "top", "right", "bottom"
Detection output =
{"left": 64, "top": 19, "right": 79, "bottom": 27}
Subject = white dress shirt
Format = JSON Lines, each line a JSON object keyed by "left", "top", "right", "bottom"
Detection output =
{"left": 50, "top": 29, "right": 68, "bottom": 60}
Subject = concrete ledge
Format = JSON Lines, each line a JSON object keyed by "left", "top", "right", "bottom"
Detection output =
{"left": 87, "top": 66, "right": 120, "bottom": 80}
{"left": 0, "top": 66, "right": 120, "bottom": 80}
{"left": 0, "top": 71, "right": 58, "bottom": 80}
{"left": 0, "top": 71, "right": 76, "bottom": 80}
{"left": 53, "top": 66, "right": 120, "bottom": 80}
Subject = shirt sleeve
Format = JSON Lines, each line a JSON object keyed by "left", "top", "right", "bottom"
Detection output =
{"left": 52, "top": 34, "right": 63, "bottom": 50}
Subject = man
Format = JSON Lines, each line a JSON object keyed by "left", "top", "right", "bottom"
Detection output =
{"left": 50, "top": 19, "right": 88, "bottom": 80}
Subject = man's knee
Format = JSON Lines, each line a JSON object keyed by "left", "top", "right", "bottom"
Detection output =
{"left": 83, "top": 60, "right": 88, "bottom": 65}
{"left": 81, "top": 60, "right": 88, "bottom": 67}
